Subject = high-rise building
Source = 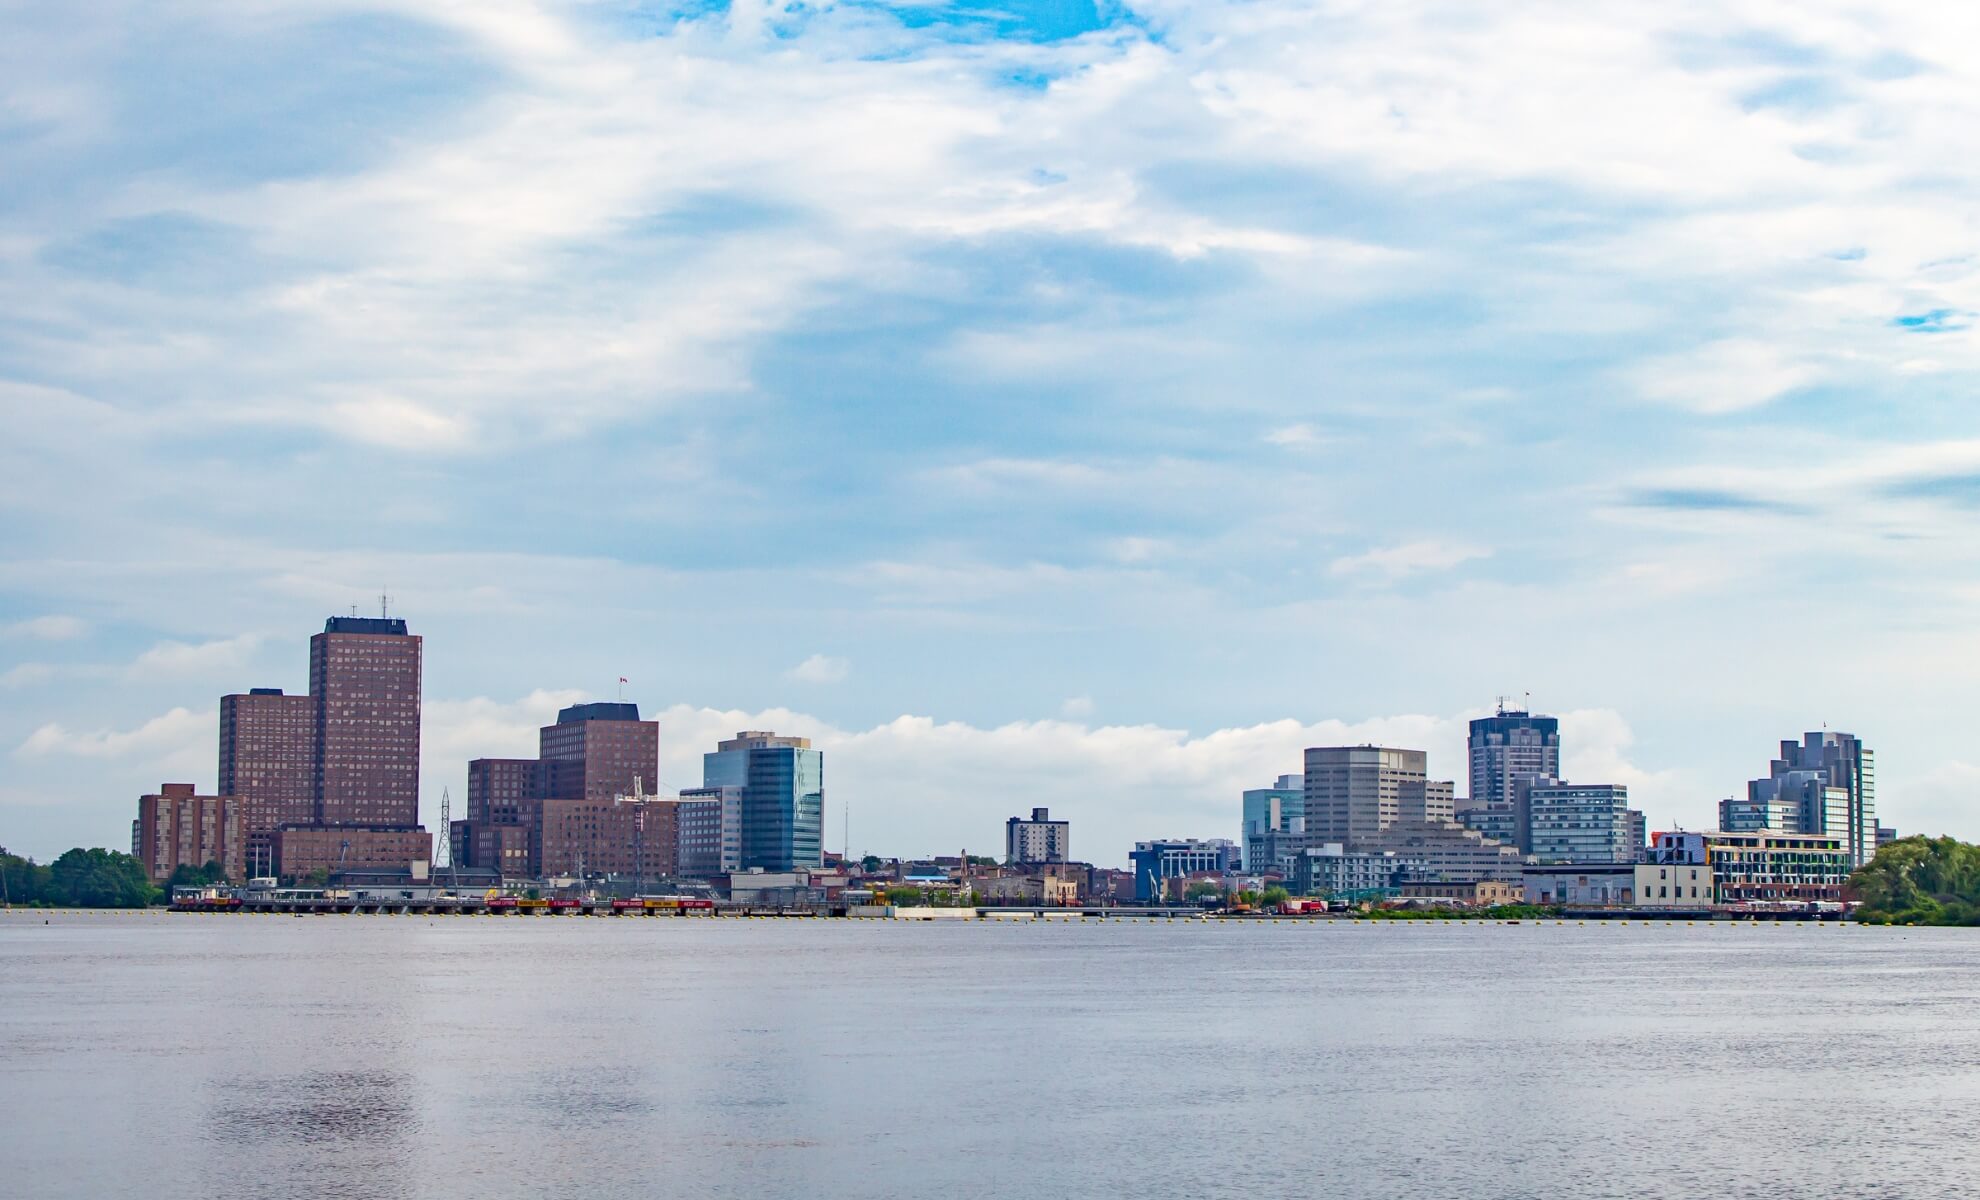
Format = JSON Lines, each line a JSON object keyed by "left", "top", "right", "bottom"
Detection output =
{"left": 1467, "top": 706, "right": 1561, "bottom": 811}
{"left": 1006, "top": 807, "right": 1070, "bottom": 864}
{"left": 703, "top": 731, "right": 823, "bottom": 872}
{"left": 535, "top": 796, "right": 678, "bottom": 880}
{"left": 310, "top": 616, "right": 422, "bottom": 828}
{"left": 1521, "top": 779, "right": 1633, "bottom": 864}
{"left": 219, "top": 687, "right": 314, "bottom": 878}
{"left": 539, "top": 702, "right": 659, "bottom": 803}
{"left": 1737, "top": 732, "right": 1878, "bottom": 867}
{"left": 1241, "top": 774, "right": 1304, "bottom": 869}
{"left": 1303, "top": 747, "right": 1453, "bottom": 847}
{"left": 134, "top": 784, "right": 244, "bottom": 882}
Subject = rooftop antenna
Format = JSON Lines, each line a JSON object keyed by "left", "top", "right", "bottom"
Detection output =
{"left": 380, "top": 589, "right": 390, "bottom": 619}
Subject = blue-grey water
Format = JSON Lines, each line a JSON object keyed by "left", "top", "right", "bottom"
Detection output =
{"left": 3, "top": 912, "right": 1976, "bottom": 1199}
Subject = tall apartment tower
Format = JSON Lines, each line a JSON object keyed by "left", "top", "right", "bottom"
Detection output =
{"left": 1468, "top": 706, "right": 1562, "bottom": 810}
{"left": 1304, "top": 746, "right": 1450, "bottom": 848}
{"left": 219, "top": 687, "right": 314, "bottom": 877}
{"left": 309, "top": 616, "right": 422, "bottom": 827}
{"left": 539, "top": 702, "right": 659, "bottom": 801}
{"left": 1005, "top": 807, "right": 1070, "bottom": 864}
{"left": 703, "top": 731, "right": 823, "bottom": 872}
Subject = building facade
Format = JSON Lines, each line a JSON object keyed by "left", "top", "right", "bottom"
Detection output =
{"left": 1522, "top": 780, "right": 1634, "bottom": 864}
{"left": 1005, "top": 807, "right": 1070, "bottom": 864}
{"left": 1241, "top": 774, "right": 1304, "bottom": 869}
{"left": 1130, "top": 838, "right": 1240, "bottom": 900}
{"left": 1749, "top": 731, "right": 1878, "bottom": 867}
{"left": 310, "top": 616, "right": 422, "bottom": 828}
{"left": 534, "top": 796, "right": 679, "bottom": 880}
{"left": 1648, "top": 829, "right": 1852, "bottom": 903}
{"left": 1467, "top": 707, "right": 1561, "bottom": 810}
{"left": 219, "top": 688, "right": 314, "bottom": 878}
{"left": 134, "top": 784, "right": 244, "bottom": 882}
{"left": 676, "top": 785, "right": 741, "bottom": 877}
{"left": 704, "top": 732, "right": 823, "bottom": 872}
{"left": 539, "top": 702, "right": 659, "bottom": 803}
{"left": 1303, "top": 746, "right": 1454, "bottom": 847}
{"left": 1293, "top": 844, "right": 1425, "bottom": 896}
{"left": 1522, "top": 863, "right": 1637, "bottom": 906}
{"left": 274, "top": 825, "right": 432, "bottom": 880}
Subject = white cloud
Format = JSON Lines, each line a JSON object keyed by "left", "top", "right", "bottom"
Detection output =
{"left": 1264, "top": 424, "right": 1329, "bottom": 448}
{"left": 1329, "top": 540, "right": 1490, "bottom": 582}
{"left": 1060, "top": 695, "right": 1095, "bottom": 718}
{"left": 787, "top": 654, "right": 850, "bottom": 684}
{"left": 5, "top": 615, "right": 87, "bottom": 640}
{"left": 14, "top": 706, "right": 213, "bottom": 781}
{"left": 127, "top": 633, "right": 263, "bottom": 678}
{"left": 1631, "top": 339, "right": 1822, "bottom": 414}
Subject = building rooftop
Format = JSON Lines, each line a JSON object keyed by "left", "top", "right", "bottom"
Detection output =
{"left": 248, "top": 687, "right": 285, "bottom": 696}
{"left": 323, "top": 616, "right": 410, "bottom": 635}
{"left": 557, "top": 701, "right": 642, "bottom": 724}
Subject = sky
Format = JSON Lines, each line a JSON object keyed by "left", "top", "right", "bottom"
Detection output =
{"left": 4, "top": 0, "right": 1980, "bottom": 867}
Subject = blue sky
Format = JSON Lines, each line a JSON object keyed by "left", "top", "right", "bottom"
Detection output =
{"left": 4, "top": 0, "right": 1980, "bottom": 865}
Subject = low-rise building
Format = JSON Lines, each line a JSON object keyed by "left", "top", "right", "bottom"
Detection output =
{"left": 978, "top": 874, "right": 1080, "bottom": 906}
{"left": 1367, "top": 821, "right": 1527, "bottom": 883}
{"left": 1396, "top": 880, "right": 1520, "bottom": 907}
{"left": 275, "top": 825, "right": 432, "bottom": 880}
{"left": 1293, "top": 844, "right": 1424, "bottom": 896}
{"left": 1647, "top": 829, "right": 1852, "bottom": 904}
{"left": 1633, "top": 862, "right": 1711, "bottom": 908}
{"left": 1130, "top": 838, "right": 1240, "bottom": 901}
{"left": 1523, "top": 863, "right": 1637, "bottom": 906}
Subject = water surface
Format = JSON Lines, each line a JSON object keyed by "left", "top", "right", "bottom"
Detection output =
{"left": 2, "top": 913, "right": 1971, "bottom": 1198}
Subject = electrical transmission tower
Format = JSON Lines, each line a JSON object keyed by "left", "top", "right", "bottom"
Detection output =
{"left": 435, "top": 786, "right": 461, "bottom": 892}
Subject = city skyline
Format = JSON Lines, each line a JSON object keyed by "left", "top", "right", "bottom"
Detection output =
{"left": 10, "top": 606, "right": 1907, "bottom": 873}
{"left": 7, "top": 4, "right": 1980, "bottom": 863}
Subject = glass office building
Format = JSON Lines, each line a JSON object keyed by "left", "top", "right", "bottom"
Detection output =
{"left": 703, "top": 731, "right": 823, "bottom": 872}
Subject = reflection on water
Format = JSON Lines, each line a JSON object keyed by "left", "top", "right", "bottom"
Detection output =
{"left": 212, "top": 1071, "right": 417, "bottom": 1146}
{"left": 5, "top": 915, "right": 1980, "bottom": 1199}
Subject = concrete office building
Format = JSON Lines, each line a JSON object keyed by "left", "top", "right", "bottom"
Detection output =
{"left": 134, "top": 784, "right": 244, "bottom": 883}
{"left": 704, "top": 731, "right": 824, "bottom": 872}
{"left": 310, "top": 616, "right": 422, "bottom": 828}
{"left": 1373, "top": 821, "right": 1527, "bottom": 883}
{"left": 1633, "top": 861, "right": 1712, "bottom": 908}
{"left": 1293, "top": 844, "right": 1425, "bottom": 897}
{"left": 1241, "top": 775, "right": 1304, "bottom": 869}
{"left": 1006, "top": 807, "right": 1070, "bottom": 865}
{"left": 1303, "top": 747, "right": 1455, "bottom": 847}
{"left": 219, "top": 688, "right": 314, "bottom": 878}
{"left": 1130, "top": 838, "right": 1240, "bottom": 901}
{"left": 677, "top": 785, "right": 742, "bottom": 877}
{"left": 1522, "top": 779, "right": 1635, "bottom": 864}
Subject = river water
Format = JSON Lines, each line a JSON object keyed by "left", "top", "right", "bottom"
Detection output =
{"left": 2, "top": 912, "right": 1975, "bottom": 1199}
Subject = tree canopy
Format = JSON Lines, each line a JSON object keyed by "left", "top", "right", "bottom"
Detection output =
{"left": 1850, "top": 836, "right": 1980, "bottom": 925}
{"left": 1, "top": 846, "right": 159, "bottom": 907}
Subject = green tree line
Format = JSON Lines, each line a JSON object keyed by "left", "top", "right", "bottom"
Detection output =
{"left": 1850, "top": 836, "right": 1980, "bottom": 925}
{"left": 0, "top": 846, "right": 175, "bottom": 908}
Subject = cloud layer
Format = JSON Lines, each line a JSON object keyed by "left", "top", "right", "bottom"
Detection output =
{"left": 4, "top": 1, "right": 1979, "bottom": 854}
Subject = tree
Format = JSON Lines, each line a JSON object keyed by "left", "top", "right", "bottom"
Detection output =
{"left": 1262, "top": 886, "right": 1291, "bottom": 909}
{"left": 1185, "top": 881, "right": 1222, "bottom": 900}
{"left": 1852, "top": 836, "right": 1980, "bottom": 925}
{"left": 306, "top": 867, "right": 332, "bottom": 887}
{"left": 860, "top": 855, "right": 884, "bottom": 873}
{"left": 884, "top": 885, "right": 925, "bottom": 907}
{"left": 46, "top": 848, "right": 158, "bottom": 908}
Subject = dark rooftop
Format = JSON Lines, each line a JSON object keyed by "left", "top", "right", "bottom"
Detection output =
{"left": 557, "top": 701, "right": 642, "bottom": 724}
{"left": 323, "top": 616, "right": 410, "bottom": 635}
{"left": 248, "top": 687, "right": 284, "bottom": 696}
